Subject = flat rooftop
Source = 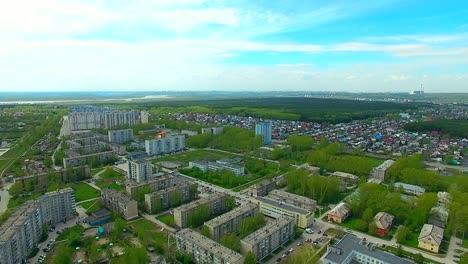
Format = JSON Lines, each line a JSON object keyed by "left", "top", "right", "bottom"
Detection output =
{"left": 256, "top": 196, "right": 310, "bottom": 215}
{"left": 268, "top": 189, "right": 316, "bottom": 206}
{"left": 205, "top": 202, "right": 258, "bottom": 227}
{"left": 175, "top": 193, "right": 226, "bottom": 212}
{"left": 0, "top": 200, "right": 40, "bottom": 243}
{"left": 146, "top": 182, "right": 193, "bottom": 198}
{"left": 126, "top": 175, "right": 172, "bottom": 188}
{"left": 241, "top": 215, "right": 293, "bottom": 245}
{"left": 102, "top": 188, "right": 134, "bottom": 203}
{"left": 177, "top": 228, "right": 244, "bottom": 263}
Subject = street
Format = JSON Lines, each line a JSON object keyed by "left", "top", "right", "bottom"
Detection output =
{"left": 0, "top": 182, "right": 12, "bottom": 214}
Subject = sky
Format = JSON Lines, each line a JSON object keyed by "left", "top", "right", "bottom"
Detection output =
{"left": 0, "top": 0, "right": 467, "bottom": 93}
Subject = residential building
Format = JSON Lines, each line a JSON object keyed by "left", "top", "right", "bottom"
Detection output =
{"left": 173, "top": 193, "right": 228, "bottom": 228}
{"left": 255, "top": 122, "right": 272, "bottom": 145}
{"left": 373, "top": 212, "right": 394, "bottom": 236}
{"left": 140, "top": 111, "right": 149, "bottom": 124}
{"left": 268, "top": 189, "right": 317, "bottom": 212}
{"left": 63, "top": 150, "right": 115, "bottom": 169}
{"left": 249, "top": 179, "right": 277, "bottom": 197}
{"left": 371, "top": 160, "right": 394, "bottom": 182}
{"left": 205, "top": 203, "right": 259, "bottom": 241}
{"left": 428, "top": 207, "right": 449, "bottom": 229}
{"left": 418, "top": 224, "right": 444, "bottom": 253}
{"left": 68, "top": 106, "right": 141, "bottom": 131}
{"left": 101, "top": 188, "right": 138, "bottom": 221}
{"left": 189, "top": 159, "right": 245, "bottom": 176}
{"left": 240, "top": 215, "right": 294, "bottom": 261}
{"left": 328, "top": 202, "right": 351, "bottom": 223}
{"left": 253, "top": 196, "right": 314, "bottom": 228}
{"left": 0, "top": 188, "right": 76, "bottom": 264}
{"left": 322, "top": 234, "right": 414, "bottom": 264}
{"left": 145, "top": 134, "right": 185, "bottom": 156}
{"left": 144, "top": 182, "right": 197, "bottom": 213}
{"left": 297, "top": 163, "right": 320, "bottom": 174}
{"left": 201, "top": 127, "right": 224, "bottom": 135}
{"left": 437, "top": 192, "right": 450, "bottom": 208}
{"left": 330, "top": 171, "right": 359, "bottom": 183}
{"left": 108, "top": 129, "right": 134, "bottom": 144}
{"left": 128, "top": 159, "right": 153, "bottom": 182}
{"left": 176, "top": 228, "right": 244, "bottom": 264}
{"left": 125, "top": 175, "right": 173, "bottom": 197}
{"left": 394, "top": 182, "right": 426, "bottom": 196}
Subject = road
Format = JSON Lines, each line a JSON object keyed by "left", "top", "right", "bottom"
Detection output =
{"left": 0, "top": 182, "right": 13, "bottom": 214}
{"left": 425, "top": 161, "right": 468, "bottom": 173}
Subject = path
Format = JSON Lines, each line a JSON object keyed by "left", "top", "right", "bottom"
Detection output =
{"left": 0, "top": 182, "right": 13, "bottom": 213}
{"left": 141, "top": 213, "right": 176, "bottom": 233}
{"left": 85, "top": 181, "right": 102, "bottom": 191}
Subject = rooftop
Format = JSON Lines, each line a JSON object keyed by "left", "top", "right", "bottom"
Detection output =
{"left": 175, "top": 193, "right": 226, "bottom": 212}
{"left": 323, "top": 234, "right": 413, "bottom": 264}
{"left": 255, "top": 196, "right": 310, "bottom": 215}
{"left": 0, "top": 200, "right": 40, "bottom": 243}
{"left": 177, "top": 228, "right": 244, "bottom": 263}
{"left": 375, "top": 160, "right": 395, "bottom": 170}
{"left": 102, "top": 188, "right": 135, "bottom": 204}
{"left": 268, "top": 189, "right": 317, "bottom": 207}
{"left": 395, "top": 182, "right": 426, "bottom": 193}
{"left": 419, "top": 224, "right": 444, "bottom": 246}
{"left": 126, "top": 176, "right": 172, "bottom": 188}
{"left": 241, "top": 215, "right": 293, "bottom": 245}
{"left": 205, "top": 202, "right": 258, "bottom": 228}
{"left": 374, "top": 212, "right": 394, "bottom": 230}
{"left": 329, "top": 202, "right": 351, "bottom": 218}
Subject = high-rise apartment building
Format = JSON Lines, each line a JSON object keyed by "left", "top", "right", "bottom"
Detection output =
{"left": 173, "top": 193, "right": 228, "bottom": 228}
{"left": 128, "top": 159, "right": 153, "bottom": 183}
{"left": 108, "top": 129, "right": 134, "bottom": 144}
{"left": 255, "top": 122, "right": 272, "bottom": 145}
{"left": 145, "top": 134, "right": 185, "bottom": 156}
{"left": 68, "top": 106, "right": 142, "bottom": 131}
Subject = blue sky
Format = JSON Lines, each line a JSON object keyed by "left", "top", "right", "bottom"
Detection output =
{"left": 0, "top": 0, "right": 467, "bottom": 92}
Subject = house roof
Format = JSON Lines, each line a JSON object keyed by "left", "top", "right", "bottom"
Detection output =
{"left": 418, "top": 224, "right": 444, "bottom": 246}
{"left": 328, "top": 202, "right": 351, "bottom": 218}
{"left": 373, "top": 212, "right": 394, "bottom": 230}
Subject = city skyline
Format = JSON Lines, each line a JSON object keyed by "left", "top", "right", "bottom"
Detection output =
{"left": 0, "top": 1, "right": 467, "bottom": 92}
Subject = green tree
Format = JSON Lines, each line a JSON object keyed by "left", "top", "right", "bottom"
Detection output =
{"left": 200, "top": 225, "right": 211, "bottom": 238}
{"left": 220, "top": 233, "right": 241, "bottom": 252}
{"left": 396, "top": 226, "right": 409, "bottom": 244}
{"left": 188, "top": 204, "right": 211, "bottom": 228}
{"left": 362, "top": 208, "right": 374, "bottom": 223}
{"left": 287, "top": 135, "right": 314, "bottom": 151}
{"left": 415, "top": 253, "right": 424, "bottom": 264}
{"left": 8, "top": 182, "right": 23, "bottom": 198}
{"left": 113, "top": 217, "right": 126, "bottom": 240}
{"left": 244, "top": 251, "right": 257, "bottom": 264}
{"left": 368, "top": 222, "right": 377, "bottom": 235}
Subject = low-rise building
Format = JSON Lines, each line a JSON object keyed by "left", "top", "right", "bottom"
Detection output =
{"left": 201, "top": 127, "right": 224, "bottom": 135}
{"left": 418, "top": 224, "right": 444, "bottom": 253}
{"left": 394, "top": 182, "right": 426, "bottom": 196}
{"left": 327, "top": 202, "right": 351, "bottom": 223}
{"left": 371, "top": 160, "right": 394, "bottom": 182}
{"left": 189, "top": 159, "right": 245, "bottom": 176}
{"left": 428, "top": 207, "right": 449, "bottom": 229}
{"left": 249, "top": 179, "right": 277, "bottom": 197}
{"left": 322, "top": 234, "right": 414, "bottom": 264}
{"left": 101, "top": 188, "right": 138, "bottom": 221}
{"left": 297, "top": 164, "right": 320, "bottom": 175}
{"left": 268, "top": 189, "right": 317, "bottom": 212}
{"left": 128, "top": 159, "right": 153, "bottom": 183}
{"left": 373, "top": 212, "right": 394, "bottom": 236}
{"left": 125, "top": 176, "right": 173, "bottom": 197}
{"left": 108, "top": 129, "right": 134, "bottom": 144}
{"left": 330, "top": 171, "right": 359, "bottom": 183}
{"left": 253, "top": 196, "right": 314, "bottom": 228}
{"left": 437, "top": 192, "right": 450, "bottom": 208}
{"left": 176, "top": 228, "right": 244, "bottom": 264}
{"left": 174, "top": 193, "right": 228, "bottom": 228}
{"left": 144, "top": 182, "right": 197, "bottom": 213}
{"left": 205, "top": 202, "right": 259, "bottom": 241}
{"left": 240, "top": 215, "right": 294, "bottom": 261}
{"left": 145, "top": 134, "right": 185, "bottom": 156}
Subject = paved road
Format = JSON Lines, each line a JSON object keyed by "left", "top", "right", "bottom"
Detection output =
{"left": 0, "top": 182, "right": 13, "bottom": 214}
{"left": 426, "top": 162, "right": 468, "bottom": 173}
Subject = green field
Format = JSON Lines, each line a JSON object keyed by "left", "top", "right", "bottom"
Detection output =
{"left": 156, "top": 214, "right": 176, "bottom": 228}
{"left": 69, "top": 182, "right": 101, "bottom": 202}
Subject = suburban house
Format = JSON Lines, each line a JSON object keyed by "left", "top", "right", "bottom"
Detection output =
{"left": 373, "top": 212, "right": 394, "bottom": 236}
{"left": 418, "top": 224, "right": 444, "bottom": 253}
{"left": 327, "top": 202, "right": 351, "bottom": 223}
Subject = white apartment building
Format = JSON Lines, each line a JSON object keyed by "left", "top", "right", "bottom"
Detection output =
{"left": 128, "top": 159, "right": 153, "bottom": 183}
{"left": 145, "top": 134, "right": 185, "bottom": 156}
{"left": 108, "top": 129, "right": 134, "bottom": 144}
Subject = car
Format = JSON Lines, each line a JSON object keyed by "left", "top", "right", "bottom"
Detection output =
{"left": 454, "top": 255, "right": 460, "bottom": 258}
{"left": 306, "top": 238, "right": 313, "bottom": 243}
{"left": 281, "top": 254, "right": 287, "bottom": 258}
{"left": 296, "top": 242, "right": 301, "bottom": 246}
{"left": 323, "top": 233, "right": 328, "bottom": 236}
{"left": 276, "top": 258, "right": 282, "bottom": 262}
{"left": 318, "top": 230, "right": 322, "bottom": 234}
{"left": 288, "top": 248, "right": 294, "bottom": 253}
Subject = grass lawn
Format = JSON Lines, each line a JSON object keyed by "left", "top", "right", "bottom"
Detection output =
{"left": 78, "top": 199, "right": 97, "bottom": 209}
{"left": 130, "top": 219, "right": 168, "bottom": 246}
{"left": 56, "top": 225, "right": 85, "bottom": 241}
{"left": 463, "top": 239, "right": 468, "bottom": 249}
{"left": 68, "top": 182, "right": 101, "bottom": 202}
{"left": 7, "top": 192, "right": 42, "bottom": 209}
{"left": 151, "top": 149, "right": 235, "bottom": 167}
{"left": 156, "top": 214, "right": 176, "bottom": 228}
{"left": 95, "top": 180, "right": 124, "bottom": 191}
{"left": 401, "top": 232, "right": 420, "bottom": 248}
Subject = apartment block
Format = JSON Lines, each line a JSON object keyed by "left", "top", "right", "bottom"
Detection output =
{"left": 68, "top": 106, "right": 141, "bottom": 131}
{"left": 201, "top": 127, "right": 224, "bottom": 135}
{"left": 0, "top": 188, "right": 76, "bottom": 264}
{"left": 128, "top": 159, "right": 153, "bottom": 183}
{"left": 249, "top": 179, "right": 277, "bottom": 197}
{"left": 254, "top": 196, "right": 314, "bottom": 228}
{"left": 205, "top": 202, "right": 259, "bottom": 241}
{"left": 240, "top": 215, "right": 294, "bottom": 261}
{"left": 371, "top": 160, "right": 394, "bottom": 182}
{"left": 101, "top": 188, "right": 138, "bottom": 221}
{"left": 268, "top": 189, "right": 317, "bottom": 212}
{"left": 145, "top": 134, "right": 186, "bottom": 156}
{"left": 189, "top": 159, "right": 245, "bottom": 176}
{"left": 108, "top": 129, "right": 134, "bottom": 144}
{"left": 255, "top": 122, "right": 272, "bottom": 145}
{"left": 174, "top": 193, "right": 228, "bottom": 228}
{"left": 125, "top": 175, "right": 173, "bottom": 197}
{"left": 176, "top": 228, "right": 245, "bottom": 264}
{"left": 144, "top": 182, "right": 197, "bottom": 213}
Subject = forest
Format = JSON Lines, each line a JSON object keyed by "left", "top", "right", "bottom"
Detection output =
{"left": 404, "top": 119, "right": 468, "bottom": 138}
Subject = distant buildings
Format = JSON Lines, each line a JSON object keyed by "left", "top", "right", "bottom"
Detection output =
{"left": 128, "top": 159, "right": 153, "bottom": 183}
{"left": 174, "top": 193, "right": 228, "bottom": 228}
{"left": 373, "top": 212, "right": 394, "bottom": 236}
{"left": 125, "top": 176, "right": 173, "bottom": 197}
{"left": 322, "top": 234, "right": 414, "bottom": 264}
{"left": 68, "top": 105, "right": 142, "bottom": 131}
{"left": 189, "top": 158, "right": 245, "bottom": 176}
{"left": 108, "top": 129, "right": 134, "bottom": 144}
{"left": 240, "top": 215, "right": 294, "bottom": 261}
{"left": 394, "top": 182, "right": 426, "bottom": 196}
{"left": 268, "top": 189, "right": 317, "bottom": 212}
{"left": 371, "top": 160, "right": 394, "bottom": 182}
{"left": 249, "top": 178, "right": 277, "bottom": 197}
{"left": 254, "top": 196, "right": 314, "bottom": 228}
{"left": 201, "top": 127, "right": 224, "bottom": 135}
{"left": 140, "top": 111, "right": 149, "bottom": 124}
{"left": 327, "top": 202, "right": 351, "bottom": 223}
{"left": 145, "top": 134, "right": 185, "bottom": 156}
{"left": 205, "top": 203, "right": 259, "bottom": 241}
{"left": 418, "top": 224, "right": 444, "bottom": 253}
{"left": 144, "top": 182, "right": 197, "bottom": 213}
{"left": 176, "top": 228, "right": 245, "bottom": 264}
{"left": 255, "top": 122, "right": 272, "bottom": 145}
{"left": 101, "top": 188, "right": 139, "bottom": 221}
{"left": 0, "top": 188, "right": 76, "bottom": 264}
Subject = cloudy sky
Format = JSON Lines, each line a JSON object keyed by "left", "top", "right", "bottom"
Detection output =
{"left": 0, "top": 0, "right": 467, "bottom": 92}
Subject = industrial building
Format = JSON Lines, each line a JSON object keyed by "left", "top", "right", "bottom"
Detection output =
{"left": 268, "top": 189, "right": 317, "bottom": 212}
{"left": 371, "top": 160, "right": 394, "bottom": 182}
{"left": 0, "top": 188, "right": 76, "bottom": 264}
{"left": 144, "top": 182, "right": 197, "bottom": 213}
{"left": 101, "top": 188, "right": 139, "bottom": 221}
{"left": 176, "top": 228, "right": 245, "bottom": 264}
{"left": 128, "top": 159, "right": 153, "bottom": 183}
{"left": 145, "top": 134, "right": 186, "bottom": 156}
{"left": 253, "top": 197, "right": 314, "bottom": 228}
{"left": 189, "top": 159, "right": 245, "bottom": 176}
{"left": 108, "top": 129, "right": 134, "bottom": 144}
{"left": 240, "top": 215, "right": 294, "bottom": 261}
{"left": 255, "top": 122, "right": 272, "bottom": 145}
{"left": 205, "top": 202, "right": 259, "bottom": 241}
{"left": 125, "top": 175, "right": 173, "bottom": 197}
{"left": 174, "top": 193, "right": 228, "bottom": 228}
